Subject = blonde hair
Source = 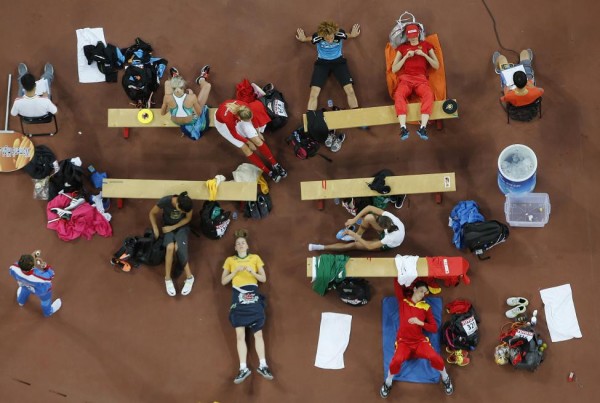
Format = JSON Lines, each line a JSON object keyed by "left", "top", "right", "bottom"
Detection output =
{"left": 226, "top": 102, "right": 253, "bottom": 121}
{"left": 170, "top": 76, "right": 186, "bottom": 96}
{"left": 234, "top": 229, "right": 249, "bottom": 240}
{"left": 317, "top": 20, "right": 339, "bottom": 37}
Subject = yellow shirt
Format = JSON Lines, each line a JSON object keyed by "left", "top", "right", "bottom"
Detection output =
{"left": 223, "top": 254, "right": 265, "bottom": 287}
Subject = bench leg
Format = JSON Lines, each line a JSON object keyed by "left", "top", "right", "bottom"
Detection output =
{"left": 117, "top": 198, "right": 124, "bottom": 209}
{"left": 435, "top": 193, "right": 442, "bottom": 204}
{"left": 123, "top": 128, "right": 130, "bottom": 139}
{"left": 435, "top": 120, "right": 443, "bottom": 131}
{"left": 317, "top": 199, "right": 324, "bottom": 210}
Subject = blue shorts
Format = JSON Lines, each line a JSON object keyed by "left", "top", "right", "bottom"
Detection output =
{"left": 180, "top": 105, "right": 209, "bottom": 140}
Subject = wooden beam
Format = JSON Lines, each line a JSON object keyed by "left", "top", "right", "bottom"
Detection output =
{"left": 306, "top": 257, "right": 429, "bottom": 277}
{"left": 102, "top": 179, "right": 257, "bottom": 201}
{"left": 300, "top": 172, "right": 455, "bottom": 200}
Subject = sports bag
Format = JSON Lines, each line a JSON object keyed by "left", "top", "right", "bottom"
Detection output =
{"left": 499, "top": 324, "right": 544, "bottom": 371}
{"left": 199, "top": 201, "right": 231, "bottom": 239}
{"left": 462, "top": 220, "right": 509, "bottom": 260}
{"left": 306, "top": 109, "right": 329, "bottom": 143}
{"left": 259, "top": 83, "right": 289, "bottom": 131}
{"left": 368, "top": 169, "right": 394, "bottom": 194}
{"left": 442, "top": 300, "right": 480, "bottom": 351}
{"left": 286, "top": 127, "right": 320, "bottom": 160}
{"left": 336, "top": 277, "right": 371, "bottom": 306}
{"left": 122, "top": 64, "right": 157, "bottom": 105}
{"left": 134, "top": 229, "right": 165, "bottom": 266}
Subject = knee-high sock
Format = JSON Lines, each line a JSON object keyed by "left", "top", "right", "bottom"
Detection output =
{"left": 257, "top": 143, "right": 277, "bottom": 166}
{"left": 246, "top": 152, "right": 270, "bottom": 174}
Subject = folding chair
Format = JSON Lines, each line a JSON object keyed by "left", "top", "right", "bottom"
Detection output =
{"left": 19, "top": 113, "right": 58, "bottom": 137}
{"left": 506, "top": 97, "right": 542, "bottom": 124}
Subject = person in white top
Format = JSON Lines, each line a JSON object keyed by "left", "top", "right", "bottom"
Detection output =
{"left": 309, "top": 205, "right": 405, "bottom": 252}
{"left": 10, "top": 63, "right": 57, "bottom": 118}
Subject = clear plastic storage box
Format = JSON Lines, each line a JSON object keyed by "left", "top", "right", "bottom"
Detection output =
{"left": 504, "top": 193, "right": 551, "bottom": 227}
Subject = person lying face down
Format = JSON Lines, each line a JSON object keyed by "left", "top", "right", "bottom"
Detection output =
{"left": 391, "top": 23, "right": 439, "bottom": 141}
{"left": 308, "top": 205, "right": 405, "bottom": 252}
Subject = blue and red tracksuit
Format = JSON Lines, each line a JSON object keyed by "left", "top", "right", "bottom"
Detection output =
{"left": 9, "top": 263, "right": 56, "bottom": 317}
{"left": 389, "top": 297, "right": 445, "bottom": 374}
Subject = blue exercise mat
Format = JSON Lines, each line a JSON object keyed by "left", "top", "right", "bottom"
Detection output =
{"left": 382, "top": 296, "right": 442, "bottom": 383}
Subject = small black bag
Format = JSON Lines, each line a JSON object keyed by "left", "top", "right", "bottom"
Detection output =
{"left": 462, "top": 220, "right": 509, "bottom": 260}
{"left": 286, "top": 127, "right": 320, "bottom": 160}
{"left": 199, "top": 201, "right": 231, "bottom": 239}
{"left": 368, "top": 169, "right": 394, "bottom": 194}
{"left": 336, "top": 278, "right": 371, "bottom": 306}
{"left": 442, "top": 307, "right": 480, "bottom": 351}
{"left": 135, "top": 229, "right": 165, "bottom": 266}
{"left": 306, "top": 110, "right": 329, "bottom": 143}
{"left": 23, "top": 145, "right": 57, "bottom": 179}
{"left": 259, "top": 84, "right": 289, "bottom": 131}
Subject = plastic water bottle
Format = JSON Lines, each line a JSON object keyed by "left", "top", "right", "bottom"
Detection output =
{"left": 327, "top": 99, "right": 334, "bottom": 108}
{"left": 232, "top": 211, "right": 238, "bottom": 220}
{"left": 531, "top": 310, "right": 538, "bottom": 326}
{"left": 334, "top": 198, "right": 340, "bottom": 205}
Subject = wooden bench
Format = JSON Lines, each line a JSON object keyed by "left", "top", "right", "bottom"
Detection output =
{"left": 102, "top": 178, "right": 257, "bottom": 208}
{"left": 306, "top": 256, "right": 470, "bottom": 284}
{"left": 107, "top": 108, "right": 217, "bottom": 139}
{"left": 300, "top": 172, "right": 455, "bottom": 209}
{"left": 302, "top": 100, "right": 458, "bottom": 132}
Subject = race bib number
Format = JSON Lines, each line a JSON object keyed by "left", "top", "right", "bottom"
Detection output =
{"left": 460, "top": 316, "right": 478, "bottom": 336}
{"left": 515, "top": 329, "right": 534, "bottom": 342}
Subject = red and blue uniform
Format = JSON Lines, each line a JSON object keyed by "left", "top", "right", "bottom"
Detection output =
{"left": 9, "top": 263, "right": 56, "bottom": 317}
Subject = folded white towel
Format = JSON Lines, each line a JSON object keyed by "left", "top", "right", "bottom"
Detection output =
{"left": 315, "top": 312, "right": 352, "bottom": 369}
{"left": 540, "top": 284, "right": 582, "bottom": 342}
{"left": 232, "top": 163, "right": 262, "bottom": 183}
{"left": 395, "top": 254, "right": 419, "bottom": 286}
{"left": 76, "top": 28, "right": 107, "bottom": 83}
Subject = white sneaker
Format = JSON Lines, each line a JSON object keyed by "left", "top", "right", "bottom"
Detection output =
{"left": 330, "top": 133, "right": 346, "bottom": 153}
{"left": 506, "top": 297, "right": 528, "bottom": 307}
{"left": 165, "top": 279, "right": 176, "bottom": 296}
{"left": 181, "top": 276, "right": 195, "bottom": 296}
{"left": 505, "top": 304, "right": 527, "bottom": 319}
{"left": 51, "top": 299, "right": 62, "bottom": 314}
{"left": 325, "top": 131, "right": 336, "bottom": 148}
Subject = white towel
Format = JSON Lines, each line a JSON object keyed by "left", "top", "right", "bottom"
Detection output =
{"left": 76, "top": 28, "right": 107, "bottom": 83}
{"left": 314, "top": 312, "right": 352, "bottom": 369}
{"left": 540, "top": 284, "right": 583, "bottom": 342}
{"left": 395, "top": 254, "right": 419, "bottom": 286}
{"left": 232, "top": 163, "right": 263, "bottom": 183}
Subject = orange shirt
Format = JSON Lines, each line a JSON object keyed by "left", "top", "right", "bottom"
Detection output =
{"left": 501, "top": 80, "right": 544, "bottom": 107}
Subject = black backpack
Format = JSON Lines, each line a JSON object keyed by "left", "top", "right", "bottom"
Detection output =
{"left": 23, "top": 145, "right": 57, "bottom": 179}
{"left": 336, "top": 278, "right": 371, "bottom": 306}
{"left": 199, "top": 201, "right": 231, "bottom": 239}
{"left": 286, "top": 127, "right": 321, "bottom": 160}
{"left": 306, "top": 109, "right": 329, "bottom": 143}
{"left": 259, "top": 84, "right": 288, "bottom": 131}
{"left": 134, "top": 229, "right": 165, "bottom": 266}
{"left": 442, "top": 307, "right": 480, "bottom": 351}
{"left": 48, "top": 159, "right": 85, "bottom": 200}
{"left": 244, "top": 191, "right": 272, "bottom": 219}
{"left": 121, "top": 64, "right": 157, "bottom": 105}
{"left": 462, "top": 220, "right": 509, "bottom": 260}
{"left": 368, "top": 169, "right": 394, "bottom": 194}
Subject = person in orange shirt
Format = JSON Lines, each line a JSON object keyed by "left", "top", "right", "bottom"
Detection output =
{"left": 492, "top": 49, "right": 544, "bottom": 107}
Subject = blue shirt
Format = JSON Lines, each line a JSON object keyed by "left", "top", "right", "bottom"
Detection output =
{"left": 9, "top": 264, "right": 55, "bottom": 295}
{"left": 312, "top": 29, "right": 348, "bottom": 60}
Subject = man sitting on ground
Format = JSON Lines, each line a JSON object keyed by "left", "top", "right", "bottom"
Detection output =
{"left": 392, "top": 23, "right": 439, "bottom": 141}
{"left": 380, "top": 281, "right": 454, "bottom": 398}
{"left": 10, "top": 63, "right": 57, "bottom": 118}
{"left": 308, "top": 205, "right": 405, "bottom": 252}
{"left": 493, "top": 49, "right": 544, "bottom": 107}
{"left": 149, "top": 191, "right": 195, "bottom": 297}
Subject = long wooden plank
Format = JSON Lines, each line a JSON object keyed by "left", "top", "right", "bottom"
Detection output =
{"left": 107, "top": 108, "right": 217, "bottom": 128}
{"left": 306, "top": 257, "right": 429, "bottom": 277}
{"left": 302, "top": 100, "right": 458, "bottom": 132}
{"left": 102, "top": 179, "right": 257, "bottom": 201}
{"left": 300, "top": 172, "right": 455, "bottom": 200}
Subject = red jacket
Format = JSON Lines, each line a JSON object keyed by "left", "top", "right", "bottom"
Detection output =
{"left": 396, "top": 297, "right": 437, "bottom": 343}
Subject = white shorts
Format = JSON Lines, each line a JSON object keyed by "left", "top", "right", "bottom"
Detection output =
{"left": 215, "top": 119, "right": 259, "bottom": 148}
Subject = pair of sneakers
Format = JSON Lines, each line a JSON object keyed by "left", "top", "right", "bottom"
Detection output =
{"left": 165, "top": 276, "right": 195, "bottom": 297}
{"left": 268, "top": 163, "right": 288, "bottom": 183}
{"left": 169, "top": 65, "right": 210, "bottom": 83}
{"left": 233, "top": 366, "right": 274, "bottom": 384}
{"left": 505, "top": 297, "right": 529, "bottom": 318}
{"left": 446, "top": 346, "right": 471, "bottom": 366}
{"left": 324, "top": 130, "right": 346, "bottom": 152}
{"left": 400, "top": 126, "right": 429, "bottom": 141}
{"left": 380, "top": 375, "right": 453, "bottom": 398}
{"left": 18, "top": 62, "right": 54, "bottom": 80}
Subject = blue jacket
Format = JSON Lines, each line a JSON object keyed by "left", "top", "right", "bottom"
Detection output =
{"left": 450, "top": 201, "right": 485, "bottom": 249}
{"left": 9, "top": 264, "right": 54, "bottom": 295}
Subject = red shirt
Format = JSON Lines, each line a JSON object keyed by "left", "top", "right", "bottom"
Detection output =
{"left": 215, "top": 99, "right": 250, "bottom": 137}
{"left": 398, "top": 41, "right": 434, "bottom": 78}
{"left": 501, "top": 81, "right": 544, "bottom": 107}
{"left": 397, "top": 297, "right": 438, "bottom": 343}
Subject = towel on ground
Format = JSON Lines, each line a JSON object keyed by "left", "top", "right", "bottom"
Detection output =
{"left": 315, "top": 312, "right": 352, "bottom": 369}
{"left": 76, "top": 28, "right": 107, "bottom": 83}
{"left": 540, "top": 284, "right": 582, "bottom": 342}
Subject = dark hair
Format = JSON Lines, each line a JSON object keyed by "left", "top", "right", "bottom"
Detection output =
{"left": 234, "top": 229, "right": 249, "bottom": 240}
{"left": 177, "top": 191, "right": 193, "bottom": 212}
{"left": 513, "top": 71, "right": 527, "bottom": 89}
{"left": 377, "top": 215, "right": 398, "bottom": 232}
{"left": 21, "top": 73, "right": 36, "bottom": 92}
{"left": 18, "top": 254, "right": 35, "bottom": 271}
{"left": 413, "top": 280, "right": 429, "bottom": 291}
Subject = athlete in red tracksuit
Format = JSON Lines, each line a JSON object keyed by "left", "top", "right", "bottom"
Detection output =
{"left": 391, "top": 24, "right": 439, "bottom": 141}
{"left": 380, "top": 280, "right": 454, "bottom": 399}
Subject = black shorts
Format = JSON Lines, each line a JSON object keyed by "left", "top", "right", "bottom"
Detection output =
{"left": 310, "top": 57, "right": 353, "bottom": 88}
{"left": 163, "top": 226, "right": 189, "bottom": 266}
